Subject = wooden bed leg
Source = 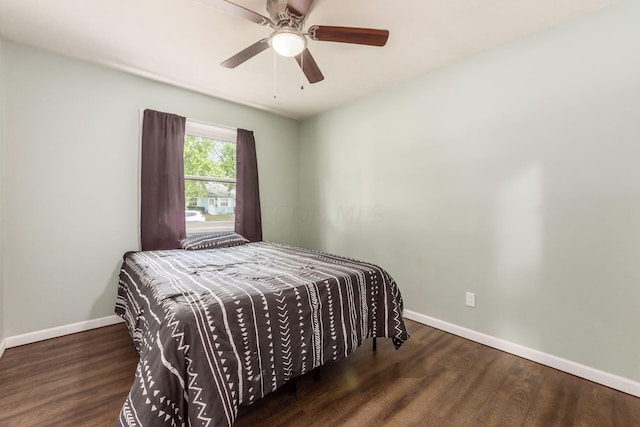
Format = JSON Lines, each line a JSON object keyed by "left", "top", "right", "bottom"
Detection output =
{"left": 373, "top": 337, "right": 377, "bottom": 352}
{"left": 289, "top": 377, "right": 297, "bottom": 396}
{"left": 314, "top": 367, "right": 321, "bottom": 382}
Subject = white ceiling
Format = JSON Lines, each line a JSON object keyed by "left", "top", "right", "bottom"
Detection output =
{"left": 0, "top": 0, "right": 620, "bottom": 120}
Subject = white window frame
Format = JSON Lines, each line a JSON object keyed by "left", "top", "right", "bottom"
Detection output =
{"left": 184, "top": 119, "right": 237, "bottom": 235}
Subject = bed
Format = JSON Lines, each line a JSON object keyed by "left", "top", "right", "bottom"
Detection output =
{"left": 115, "top": 239, "right": 409, "bottom": 427}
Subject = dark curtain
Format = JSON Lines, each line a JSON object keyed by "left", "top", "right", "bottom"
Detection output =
{"left": 140, "top": 109, "right": 186, "bottom": 250}
{"left": 235, "top": 129, "right": 263, "bottom": 242}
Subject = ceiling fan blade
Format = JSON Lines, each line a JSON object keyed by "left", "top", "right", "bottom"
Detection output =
{"left": 201, "top": 0, "right": 270, "bottom": 26}
{"left": 221, "top": 39, "right": 270, "bottom": 68}
{"left": 308, "top": 25, "right": 389, "bottom": 47}
{"left": 286, "top": 0, "right": 314, "bottom": 17}
{"left": 295, "top": 49, "right": 324, "bottom": 84}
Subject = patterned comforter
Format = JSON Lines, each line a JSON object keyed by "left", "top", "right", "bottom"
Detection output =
{"left": 115, "top": 241, "right": 409, "bottom": 426}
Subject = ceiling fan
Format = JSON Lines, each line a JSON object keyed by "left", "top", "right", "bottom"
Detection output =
{"left": 206, "top": 0, "right": 390, "bottom": 84}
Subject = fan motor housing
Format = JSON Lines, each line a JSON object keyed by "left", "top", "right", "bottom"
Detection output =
{"left": 267, "top": 0, "right": 305, "bottom": 29}
{"left": 266, "top": 0, "right": 286, "bottom": 16}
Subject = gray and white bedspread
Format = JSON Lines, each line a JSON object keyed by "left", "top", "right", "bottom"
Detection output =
{"left": 115, "top": 241, "right": 409, "bottom": 427}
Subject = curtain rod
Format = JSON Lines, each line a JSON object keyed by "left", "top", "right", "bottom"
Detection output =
{"left": 138, "top": 108, "right": 238, "bottom": 132}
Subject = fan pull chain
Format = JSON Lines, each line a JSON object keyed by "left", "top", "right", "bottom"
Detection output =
{"left": 273, "top": 50, "right": 277, "bottom": 99}
{"left": 300, "top": 51, "right": 305, "bottom": 91}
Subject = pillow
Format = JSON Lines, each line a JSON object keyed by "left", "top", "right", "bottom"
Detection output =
{"left": 180, "top": 232, "right": 249, "bottom": 251}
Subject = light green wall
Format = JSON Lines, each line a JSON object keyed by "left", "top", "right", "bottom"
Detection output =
{"left": 2, "top": 41, "right": 299, "bottom": 336}
{"left": 300, "top": 0, "right": 640, "bottom": 381}
{"left": 0, "top": 37, "right": 5, "bottom": 344}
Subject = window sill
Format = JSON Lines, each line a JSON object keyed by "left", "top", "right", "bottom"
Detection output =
{"left": 186, "top": 222, "right": 234, "bottom": 235}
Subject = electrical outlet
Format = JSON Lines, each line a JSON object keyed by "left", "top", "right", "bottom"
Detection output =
{"left": 466, "top": 292, "right": 476, "bottom": 308}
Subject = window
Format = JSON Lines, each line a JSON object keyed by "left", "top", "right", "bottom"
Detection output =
{"left": 184, "top": 120, "right": 237, "bottom": 234}
{"left": 186, "top": 196, "right": 198, "bottom": 208}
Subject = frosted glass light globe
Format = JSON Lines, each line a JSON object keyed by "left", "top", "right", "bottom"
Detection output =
{"left": 269, "top": 29, "right": 307, "bottom": 57}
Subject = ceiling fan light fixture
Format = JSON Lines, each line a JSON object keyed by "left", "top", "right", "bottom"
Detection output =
{"left": 269, "top": 27, "right": 306, "bottom": 57}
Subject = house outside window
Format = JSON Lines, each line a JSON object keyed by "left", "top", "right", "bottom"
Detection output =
{"left": 184, "top": 120, "right": 237, "bottom": 234}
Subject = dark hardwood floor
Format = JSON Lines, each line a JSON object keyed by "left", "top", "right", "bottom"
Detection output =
{"left": 1, "top": 319, "right": 639, "bottom": 426}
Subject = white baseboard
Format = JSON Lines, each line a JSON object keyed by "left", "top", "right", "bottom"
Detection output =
{"left": 3, "top": 310, "right": 638, "bottom": 398}
{"left": 2, "top": 315, "right": 124, "bottom": 350}
{"left": 403, "top": 309, "right": 640, "bottom": 398}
